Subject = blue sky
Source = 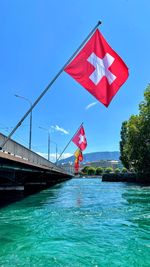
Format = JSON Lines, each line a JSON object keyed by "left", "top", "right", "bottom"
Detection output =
{"left": 0, "top": 0, "right": 149, "bottom": 161}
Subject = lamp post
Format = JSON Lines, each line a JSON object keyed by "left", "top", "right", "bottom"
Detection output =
{"left": 51, "top": 140, "right": 58, "bottom": 164}
{"left": 39, "top": 127, "right": 58, "bottom": 163}
{"left": 39, "top": 126, "right": 51, "bottom": 161}
{"left": 15, "top": 94, "right": 32, "bottom": 150}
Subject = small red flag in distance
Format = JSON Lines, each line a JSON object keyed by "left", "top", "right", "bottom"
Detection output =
{"left": 74, "top": 159, "right": 79, "bottom": 172}
{"left": 64, "top": 29, "right": 129, "bottom": 107}
{"left": 78, "top": 150, "right": 83, "bottom": 162}
{"left": 72, "top": 126, "right": 87, "bottom": 151}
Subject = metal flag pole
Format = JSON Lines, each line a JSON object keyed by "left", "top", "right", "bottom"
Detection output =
{"left": 56, "top": 122, "right": 83, "bottom": 163}
{"left": 0, "top": 21, "right": 101, "bottom": 150}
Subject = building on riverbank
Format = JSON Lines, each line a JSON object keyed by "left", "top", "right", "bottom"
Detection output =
{"left": 80, "top": 160, "right": 122, "bottom": 170}
{"left": 60, "top": 160, "right": 123, "bottom": 173}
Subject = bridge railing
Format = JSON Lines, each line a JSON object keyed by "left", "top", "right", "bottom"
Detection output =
{"left": 0, "top": 133, "right": 68, "bottom": 175}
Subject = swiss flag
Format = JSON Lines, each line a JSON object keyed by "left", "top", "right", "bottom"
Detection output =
{"left": 64, "top": 29, "right": 129, "bottom": 107}
{"left": 72, "top": 125, "right": 87, "bottom": 151}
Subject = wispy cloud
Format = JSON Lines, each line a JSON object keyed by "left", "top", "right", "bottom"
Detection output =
{"left": 37, "top": 152, "right": 73, "bottom": 162}
{"left": 51, "top": 125, "right": 69, "bottom": 135}
{"left": 59, "top": 153, "right": 73, "bottom": 160}
{"left": 85, "top": 102, "right": 98, "bottom": 110}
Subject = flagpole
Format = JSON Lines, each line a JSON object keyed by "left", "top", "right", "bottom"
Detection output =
{"left": 56, "top": 122, "right": 83, "bottom": 163}
{"left": 0, "top": 21, "right": 102, "bottom": 150}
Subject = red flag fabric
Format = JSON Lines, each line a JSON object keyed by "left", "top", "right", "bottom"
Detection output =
{"left": 64, "top": 29, "right": 129, "bottom": 107}
{"left": 72, "top": 126, "right": 87, "bottom": 151}
{"left": 78, "top": 150, "right": 83, "bottom": 162}
{"left": 74, "top": 158, "right": 79, "bottom": 172}
{"left": 74, "top": 149, "right": 83, "bottom": 162}
{"left": 74, "top": 149, "right": 83, "bottom": 173}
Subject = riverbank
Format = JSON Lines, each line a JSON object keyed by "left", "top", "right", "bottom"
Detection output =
{"left": 102, "top": 172, "right": 150, "bottom": 184}
{"left": 74, "top": 175, "right": 102, "bottom": 179}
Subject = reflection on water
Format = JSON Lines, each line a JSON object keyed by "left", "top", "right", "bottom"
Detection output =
{"left": 0, "top": 179, "right": 150, "bottom": 267}
{"left": 123, "top": 185, "right": 150, "bottom": 233}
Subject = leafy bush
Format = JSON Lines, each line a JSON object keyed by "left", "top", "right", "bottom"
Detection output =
{"left": 120, "top": 85, "right": 150, "bottom": 174}
{"left": 114, "top": 168, "right": 120, "bottom": 174}
{"left": 87, "top": 167, "right": 96, "bottom": 175}
{"left": 122, "top": 167, "right": 127, "bottom": 173}
{"left": 96, "top": 167, "right": 103, "bottom": 175}
{"left": 105, "top": 167, "right": 113, "bottom": 174}
{"left": 81, "top": 166, "right": 90, "bottom": 174}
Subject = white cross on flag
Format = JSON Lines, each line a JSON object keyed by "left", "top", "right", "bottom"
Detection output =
{"left": 64, "top": 29, "right": 129, "bottom": 107}
{"left": 72, "top": 125, "right": 87, "bottom": 151}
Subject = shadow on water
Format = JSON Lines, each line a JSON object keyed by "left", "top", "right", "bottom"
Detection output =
{"left": 0, "top": 191, "right": 24, "bottom": 209}
{"left": 0, "top": 182, "right": 66, "bottom": 209}
{"left": 123, "top": 183, "right": 150, "bottom": 204}
{"left": 122, "top": 183, "right": 150, "bottom": 230}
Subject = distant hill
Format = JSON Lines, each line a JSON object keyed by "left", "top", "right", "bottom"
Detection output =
{"left": 58, "top": 151, "right": 120, "bottom": 164}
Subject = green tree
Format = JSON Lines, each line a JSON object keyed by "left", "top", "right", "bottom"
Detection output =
{"left": 122, "top": 167, "right": 127, "bottom": 173}
{"left": 120, "top": 85, "right": 150, "bottom": 174}
{"left": 81, "top": 166, "right": 90, "bottom": 174}
{"left": 127, "top": 115, "right": 141, "bottom": 171}
{"left": 138, "top": 86, "right": 150, "bottom": 173}
{"left": 114, "top": 168, "right": 120, "bottom": 174}
{"left": 105, "top": 167, "right": 113, "bottom": 174}
{"left": 87, "top": 167, "right": 96, "bottom": 175}
{"left": 120, "top": 121, "right": 129, "bottom": 169}
{"left": 96, "top": 167, "right": 103, "bottom": 175}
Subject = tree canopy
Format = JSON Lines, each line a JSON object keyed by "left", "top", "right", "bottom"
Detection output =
{"left": 120, "top": 85, "right": 150, "bottom": 173}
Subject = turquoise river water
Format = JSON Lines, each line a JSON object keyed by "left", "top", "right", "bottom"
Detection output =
{"left": 0, "top": 178, "right": 150, "bottom": 267}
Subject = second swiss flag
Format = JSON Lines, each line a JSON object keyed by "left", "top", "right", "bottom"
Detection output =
{"left": 72, "top": 125, "right": 87, "bottom": 151}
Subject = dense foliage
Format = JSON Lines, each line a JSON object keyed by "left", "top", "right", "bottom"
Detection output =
{"left": 120, "top": 85, "right": 150, "bottom": 173}
{"left": 105, "top": 167, "right": 113, "bottom": 174}
{"left": 81, "top": 166, "right": 126, "bottom": 176}
{"left": 122, "top": 167, "right": 127, "bottom": 173}
{"left": 87, "top": 167, "right": 96, "bottom": 175}
{"left": 96, "top": 167, "right": 103, "bottom": 175}
{"left": 81, "top": 166, "right": 90, "bottom": 174}
{"left": 81, "top": 166, "right": 103, "bottom": 176}
{"left": 114, "top": 168, "right": 120, "bottom": 174}
{"left": 81, "top": 166, "right": 96, "bottom": 175}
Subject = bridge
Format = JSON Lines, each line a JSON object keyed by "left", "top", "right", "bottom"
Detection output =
{"left": 0, "top": 132, "right": 72, "bottom": 195}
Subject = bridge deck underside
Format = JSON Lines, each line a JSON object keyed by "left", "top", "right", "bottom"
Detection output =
{"left": 0, "top": 153, "right": 72, "bottom": 193}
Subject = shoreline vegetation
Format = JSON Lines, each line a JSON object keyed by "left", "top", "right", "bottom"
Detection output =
{"left": 75, "top": 172, "right": 150, "bottom": 184}
{"left": 77, "top": 85, "right": 150, "bottom": 184}
{"left": 119, "top": 85, "right": 150, "bottom": 182}
{"left": 102, "top": 172, "right": 150, "bottom": 184}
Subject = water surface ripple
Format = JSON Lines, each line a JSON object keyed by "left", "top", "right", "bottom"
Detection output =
{"left": 0, "top": 178, "right": 150, "bottom": 266}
